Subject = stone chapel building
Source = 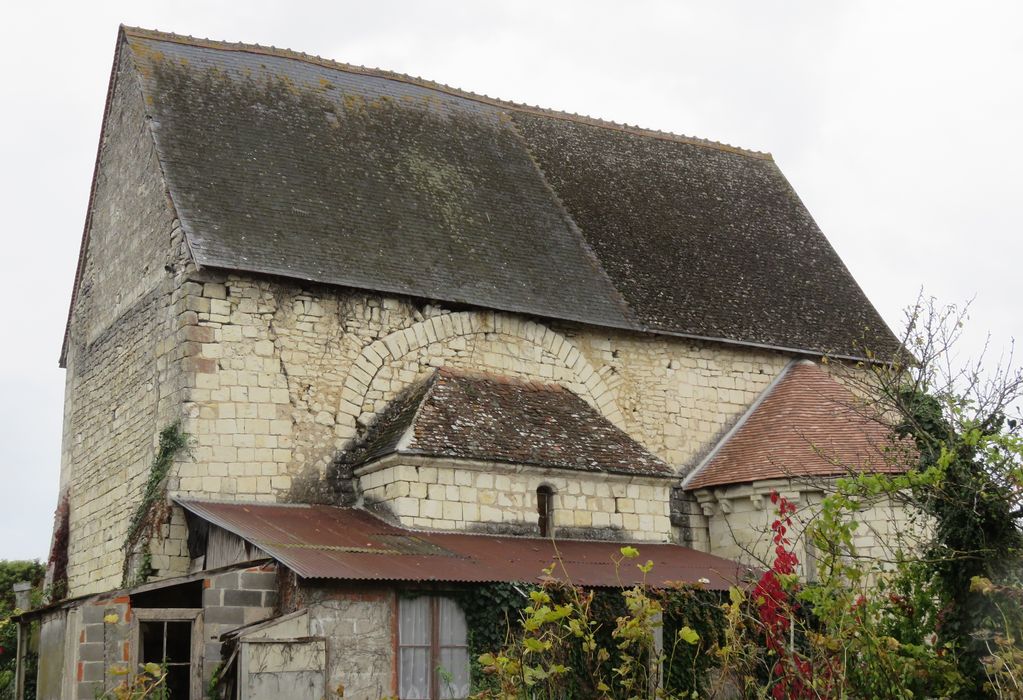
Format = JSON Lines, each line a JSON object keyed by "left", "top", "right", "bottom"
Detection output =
{"left": 18, "top": 25, "right": 916, "bottom": 700}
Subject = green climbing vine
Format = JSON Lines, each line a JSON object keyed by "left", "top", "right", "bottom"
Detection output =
{"left": 451, "top": 583, "right": 530, "bottom": 691}
{"left": 121, "top": 422, "right": 190, "bottom": 586}
{"left": 452, "top": 579, "right": 724, "bottom": 697}
{"left": 660, "top": 585, "right": 727, "bottom": 697}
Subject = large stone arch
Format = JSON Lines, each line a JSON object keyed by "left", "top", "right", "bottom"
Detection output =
{"left": 334, "top": 311, "right": 623, "bottom": 444}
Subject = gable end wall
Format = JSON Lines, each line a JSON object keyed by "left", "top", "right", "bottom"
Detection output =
{"left": 60, "top": 45, "right": 194, "bottom": 595}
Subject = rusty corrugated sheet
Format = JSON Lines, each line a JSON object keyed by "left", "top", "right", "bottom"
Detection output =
{"left": 176, "top": 500, "right": 748, "bottom": 590}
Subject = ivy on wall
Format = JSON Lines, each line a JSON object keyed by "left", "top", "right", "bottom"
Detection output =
{"left": 121, "top": 422, "right": 190, "bottom": 586}
{"left": 46, "top": 494, "right": 70, "bottom": 601}
{"left": 451, "top": 583, "right": 529, "bottom": 691}
{"left": 661, "top": 586, "right": 727, "bottom": 696}
{"left": 452, "top": 581, "right": 725, "bottom": 696}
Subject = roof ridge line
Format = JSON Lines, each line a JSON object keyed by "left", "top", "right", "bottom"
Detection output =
{"left": 120, "top": 24, "right": 772, "bottom": 161}
{"left": 681, "top": 359, "right": 803, "bottom": 490}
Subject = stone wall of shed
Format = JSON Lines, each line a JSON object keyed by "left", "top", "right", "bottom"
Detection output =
{"left": 295, "top": 584, "right": 396, "bottom": 700}
{"left": 359, "top": 458, "right": 673, "bottom": 541}
{"left": 59, "top": 49, "right": 195, "bottom": 596}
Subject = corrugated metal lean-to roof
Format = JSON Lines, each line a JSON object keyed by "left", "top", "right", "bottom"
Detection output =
{"left": 176, "top": 500, "right": 748, "bottom": 590}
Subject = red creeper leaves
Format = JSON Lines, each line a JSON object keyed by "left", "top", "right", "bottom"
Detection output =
{"left": 752, "top": 490, "right": 829, "bottom": 698}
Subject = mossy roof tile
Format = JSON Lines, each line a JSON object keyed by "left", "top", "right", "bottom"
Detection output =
{"left": 103, "top": 26, "right": 899, "bottom": 360}
{"left": 345, "top": 368, "right": 673, "bottom": 477}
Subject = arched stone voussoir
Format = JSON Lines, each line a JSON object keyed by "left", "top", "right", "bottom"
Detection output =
{"left": 334, "top": 310, "right": 623, "bottom": 445}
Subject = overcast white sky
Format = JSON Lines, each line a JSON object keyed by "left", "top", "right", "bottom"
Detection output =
{"left": 1, "top": 1, "right": 1020, "bottom": 561}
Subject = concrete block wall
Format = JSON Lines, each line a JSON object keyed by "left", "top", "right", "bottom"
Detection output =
{"left": 201, "top": 564, "right": 278, "bottom": 684}
{"left": 359, "top": 457, "right": 674, "bottom": 541}
{"left": 63, "top": 564, "right": 278, "bottom": 698}
{"left": 74, "top": 595, "right": 132, "bottom": 699}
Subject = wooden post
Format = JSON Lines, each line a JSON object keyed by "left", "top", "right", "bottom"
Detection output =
{"left": 14, "top": 620, "right": 26, "bottom": 700}
{"left": 651, "top": 610, "right": 664, "bottom": 695}
{"left": 12, "top": 580, "right": 32, "bottom": 700}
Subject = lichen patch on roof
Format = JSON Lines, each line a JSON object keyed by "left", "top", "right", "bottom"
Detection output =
{"left": 512, "top": 114, "right": 896, "bottom": 355}
{"left": 683, "top": 361, "right": 911, "bottom": 490}
{"left": 91, "top": 26, "right": 900, "bottom": 360}
{"left": 125, "top": 30, "right": 634, "bottom": 332}
{"left": 121, "top": 26, "right": 770, "bottom": 158}
{"left": 343, "top": 368, "right": 674, "bottom": 477}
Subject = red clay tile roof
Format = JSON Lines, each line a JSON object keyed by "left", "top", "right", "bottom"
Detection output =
{"left": 683, "top": 362, "right": 908, "bottom": 490}
{"left": 176, "top": 499, "right": 748, "bottom": 589}
{"left": 344, "top": 368, "right": 673, "bottom": 477}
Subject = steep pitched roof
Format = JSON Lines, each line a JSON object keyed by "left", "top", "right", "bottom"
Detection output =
{"left": 683, "top": 361, "right": 909, "bottom": 490}
{"left": 343, "top": 368, "right": 673, "bottom": 477}
{"left": 64, "top": 26, "right": 901, "bottom": 363}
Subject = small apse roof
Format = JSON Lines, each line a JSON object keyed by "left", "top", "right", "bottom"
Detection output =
{"left": 176, "top": 499, "right": 748, "bottom": 589}
{"left": 683, "top": 361, "right": 910, "bottom": 490}
{"left": 343, "top": 368, "right": 673, "bottom": 477}
{"left": 62, "top": 26, "right": 901, "bottom": 364}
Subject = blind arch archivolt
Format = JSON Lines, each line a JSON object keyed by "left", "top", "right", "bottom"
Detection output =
{"left": 334, "top": 310, "right": 624, "bottom": 446}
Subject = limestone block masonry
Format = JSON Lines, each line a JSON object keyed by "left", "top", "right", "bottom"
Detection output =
{"left": 357, "top": 457, "right": 674, "bottom": 540}
{"left": 59, "top": 58, "right": 794, "bottom": 597}
{"left": 170, "top": 272, "right": 788, "bottom": 496}
{"left": 65, "top": 261, "right": 793, "bottom": 592}
{"left": 690, "top": 479, "right": 930, "bottom": 577}
{"left": 60, "top": 50, "right": 195, "bottom": 595}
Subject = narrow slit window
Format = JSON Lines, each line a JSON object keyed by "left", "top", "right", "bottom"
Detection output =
{"left": 537, "top": 486, "right": 554, "bottom": 537}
